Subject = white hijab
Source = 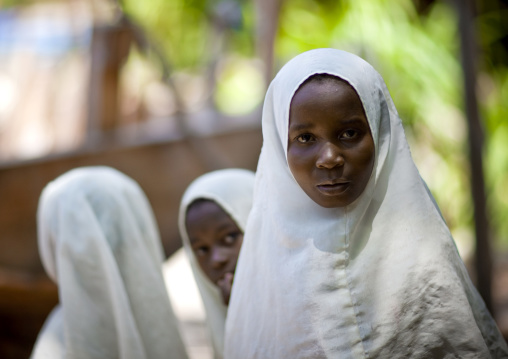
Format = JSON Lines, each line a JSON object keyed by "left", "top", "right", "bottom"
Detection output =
{"left": 224, "top": 49, "right": 508, "bottom": 358}
{"left": 31, "top": 166, "right": 188, "bottom": 359}
{"left": 178, "top": 169, "right": 255, "bottom": 359}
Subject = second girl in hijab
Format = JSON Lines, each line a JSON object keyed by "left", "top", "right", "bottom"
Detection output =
{"left": 178, "top": 169, "right": 255, "bottom": 358}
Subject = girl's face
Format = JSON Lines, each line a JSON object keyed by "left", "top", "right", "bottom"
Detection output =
{"left": 185, "top": 200, "right": 243, "bottom": 304}
{"left": 288, "top": 76, "right": 375, "bottom": 208}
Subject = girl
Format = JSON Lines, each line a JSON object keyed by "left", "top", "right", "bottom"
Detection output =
{"left": 224, "top": 49, "right": 508, "bottom": 358}
{"left": 31, "top": 166, "right": 188, "bottom": 359}
{"left": 178, "top": 169, "right": 255, "bottom": 359}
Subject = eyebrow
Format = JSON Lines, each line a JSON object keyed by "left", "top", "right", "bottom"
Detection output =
{"left": 288, "top": 123, "right": 314, "bottom": 132}
{"left": 289, "top": 118, "right": 367, "bottom": 132}
{"left": 340, "top": 118, "right": 368, "bottom": 126}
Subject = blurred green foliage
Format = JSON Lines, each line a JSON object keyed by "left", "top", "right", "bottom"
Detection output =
{"left": 121, "top": 0, "right": 262, "bottom": 115}
{"left": 1, "top": 0, "right": 31, "bottom": 7}
{"left": 122, "top": 0, "right": 211, "bottom": 69}
{"left": 121, "top": 0, "right": 508, "bottom": 250}
{"left": 121, "top": 0, "right": 254, "bottom": 69}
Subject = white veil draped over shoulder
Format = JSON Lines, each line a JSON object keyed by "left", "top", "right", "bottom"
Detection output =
{"left": 224, "top": 49, "right": 508, "bottom": 358}
{"left": 31, "top": 166, "right": 188, "bottom": 359}
{"left": 178, "top": 169, "right": 255, "bottom": 359}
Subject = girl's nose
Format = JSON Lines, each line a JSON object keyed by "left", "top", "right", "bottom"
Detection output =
{"left": 210, "top": 247, "right": 229, "bottom": 269}
{"left": 316, "top": 142, "right": 344, "bottom": 169}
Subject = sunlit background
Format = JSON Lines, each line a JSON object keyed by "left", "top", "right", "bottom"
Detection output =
{"left": 0, "top": 0, "right": 507, "bottom": 358}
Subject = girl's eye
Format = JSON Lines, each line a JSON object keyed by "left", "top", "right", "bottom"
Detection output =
{"left": 296, "top": 134, "right": 314, "bottom": 143}
{"left": 341, "top": 129, "right": 358, "bottom": 140}
{"left": 223, "top": 233, "right": 239, "bottom": 245}
{"left": 195, "top": 246, "right": 209, "bottom": 256}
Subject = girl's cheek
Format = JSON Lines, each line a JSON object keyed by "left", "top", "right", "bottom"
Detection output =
{"left": 290, "top": 145, "right": 314, "bottom": 160}
{"left": 288, "top": 151, "right": 308, "bottom": 169}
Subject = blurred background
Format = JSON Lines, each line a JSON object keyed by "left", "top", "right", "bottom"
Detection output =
{"left": 0, "top": 0, "right": 506, "bottom": 357}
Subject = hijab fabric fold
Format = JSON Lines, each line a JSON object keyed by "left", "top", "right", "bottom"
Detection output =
{"left": 178, "top": 168, "right": 255, "bottom": 359}
{"left": 224, "top": 49, "right": 508, "bottom": 358}
{"left": 31, "top": 166, "right": 188, "bottom": 359}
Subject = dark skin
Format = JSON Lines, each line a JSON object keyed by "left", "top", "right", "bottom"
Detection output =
{"left": 288, "top": 75, "right": 375, "bottom": 208}
{"left": 185, "top": 200, "right": 243, "bottom": 305}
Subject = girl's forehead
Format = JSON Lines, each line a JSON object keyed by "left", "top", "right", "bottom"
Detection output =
{"left": 288, "top": 73, "right": 374, "bottom": 131}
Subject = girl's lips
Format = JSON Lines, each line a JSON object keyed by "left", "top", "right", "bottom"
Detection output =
{"left": 217, "top": 272, "right": 234, "bottom": 305}
{"left": 216, "top": 271, "right": 234, "bottom": 285}
{"left": 316, "top": 182, "right": 350, "bottom": 196}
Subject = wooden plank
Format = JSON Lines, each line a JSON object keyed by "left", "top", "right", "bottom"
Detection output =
{"left": 0, "top": 128, "right": 262, "bottom": 274}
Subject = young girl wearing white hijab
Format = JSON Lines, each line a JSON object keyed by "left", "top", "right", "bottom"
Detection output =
{"left": 224, "top": 49, "right": 508, "bottom": 358}
{"left": 178, "top": 169, "right": 255, "bottom": 358}
{"left": 31, "top": 166, "right": 188, "bottom": 359}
